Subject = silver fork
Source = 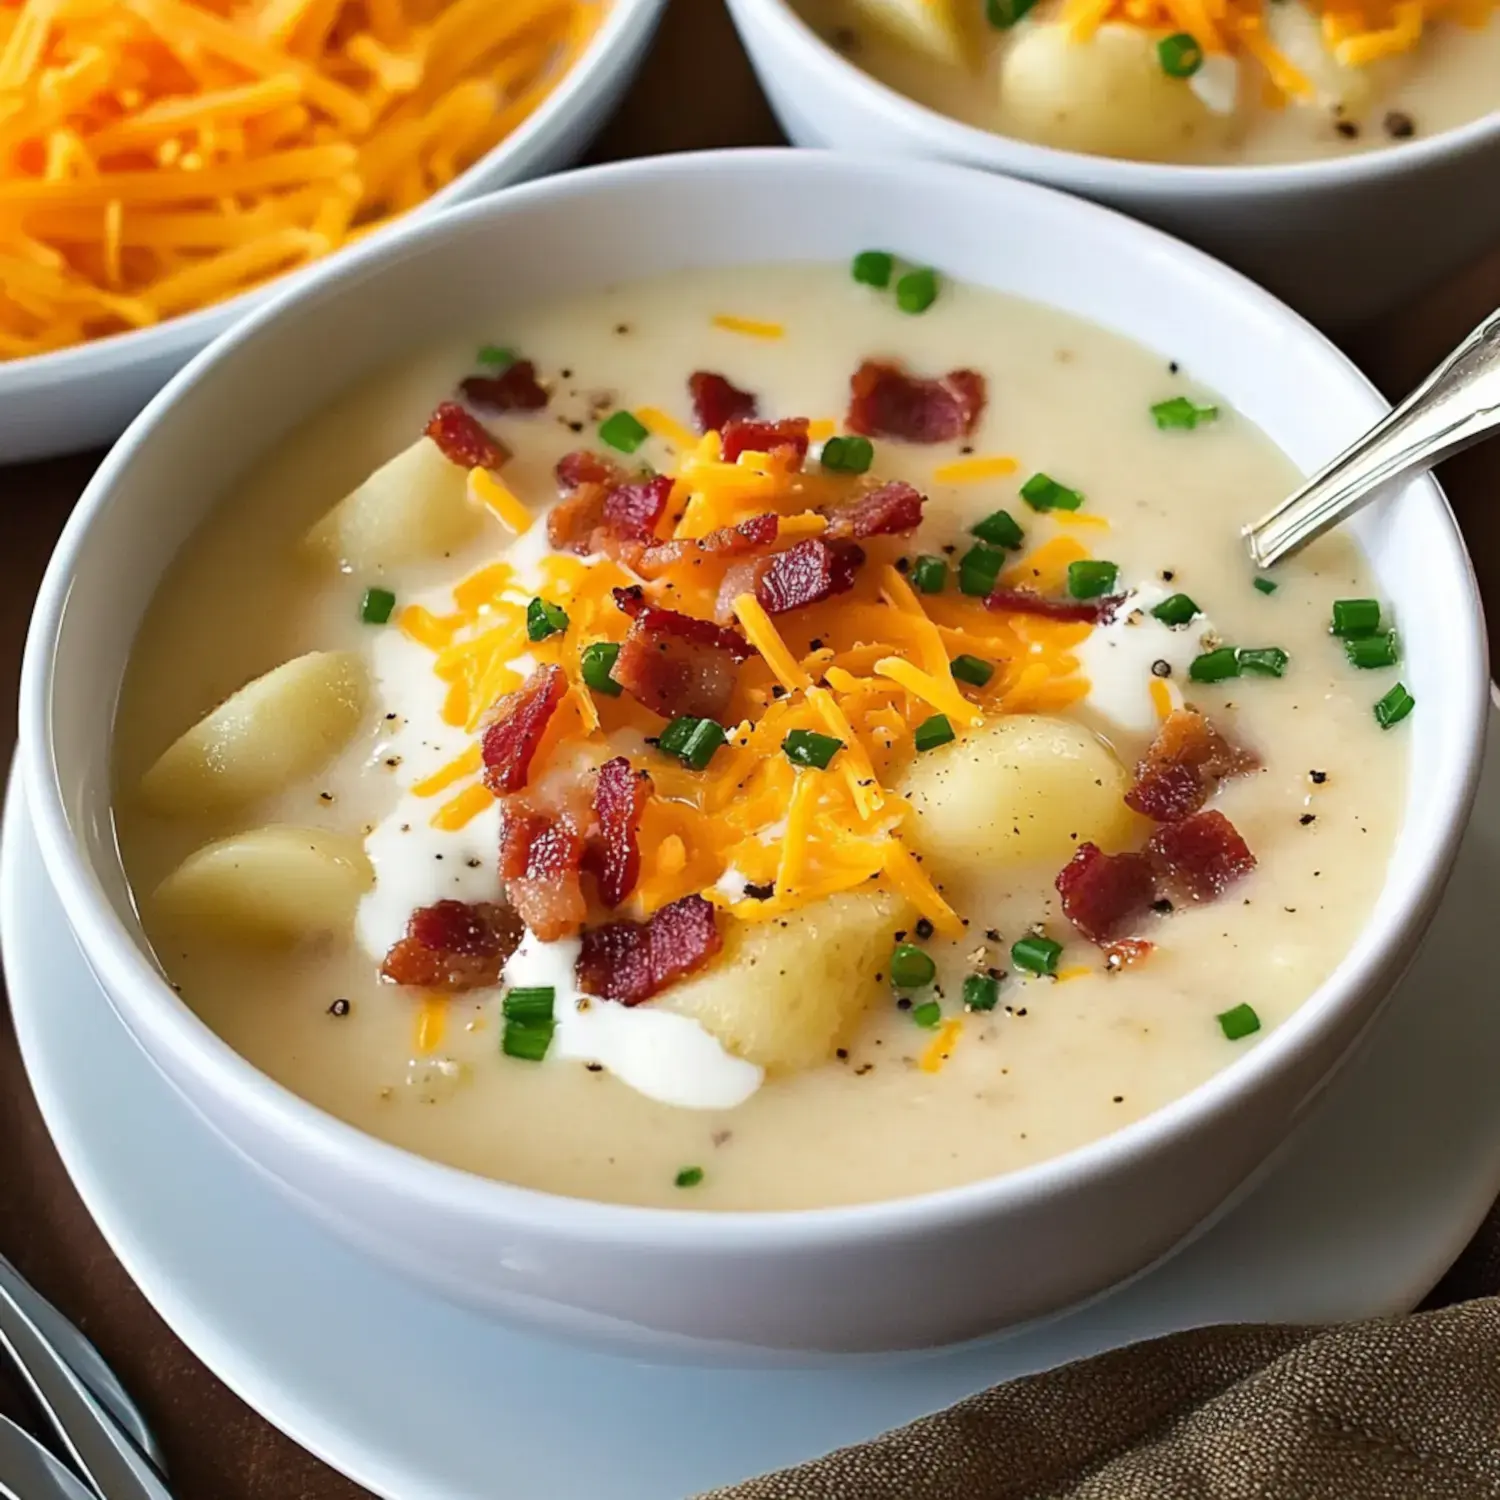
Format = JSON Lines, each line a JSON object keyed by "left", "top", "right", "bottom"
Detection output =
{"left": 1244, "top": 306, "right": 1500, "bottom": 568}
{"left": 0, "top": 1413, "right": 97, "bottom": 1500}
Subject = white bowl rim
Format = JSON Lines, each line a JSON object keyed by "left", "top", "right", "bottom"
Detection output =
{"left": 731, "top": 0, "right": 1500, "bottom": 190}
{"left": 22, "top": 147, "right": 1489, "bottom": 1253}
{"left": 0, "top": 0, "right": 666, "bottom": 396}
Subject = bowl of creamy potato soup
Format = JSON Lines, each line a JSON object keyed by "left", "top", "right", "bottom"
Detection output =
{"left": 725, "top": 0, "right": 1500, "bottom": 329}
{"left": 22, "top": 151, "right": 1486, "bottom": 1357}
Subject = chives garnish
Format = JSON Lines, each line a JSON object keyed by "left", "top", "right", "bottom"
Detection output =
{"left": 1011, "top": 934, "right": 1062, "bottom": 977}
{"left": 598, "top": 409, "right": 649, "bottom": 454}
{"left": 821, "top": 435, "right": 875, "bottom": 474}
{"left": 911, "top": 1000, "right": 942, "bottom": 1028}
{"left": 783, "top": 728, "right": 843, "bottom": 769}
{"left": 1151, "top": 592, "right": 1199, "bottom": 627}
{"left": 1237, "top": 646, "right": 1289, "bottom": 678}
{"left": 963, "top": 972, "right": 1000, "bottom": 1011}
{"left": 360, "top": 586, "right": 396, "bottom": 625}
{"left": 657, "top": 716, "right": 698, "bottom": 757}
{"left": 1151, "top": 396, "right": 1219, "bottom": 430}
{"left": 503, "top": 986, "right": 555, "bottom": 1024}
{"left": 1253, "top": 576, "right": 1278, "bottom": 595}
{"left": 1216, "top": 1002, "right": 1261, "bottom": 1041}
{"left": 580, "top": 640, "right": 623, "bottom": 696}
{"left": 679, "top": 719, "right": 727, "bottom": 771}
{"left": 1374, "top": 682, "right": 1415, "bottom": 729}
{"left": 914, "top": 714, "right": 955, "bottom": 752}
{"left": 911, "top": 554, "right": 948, "bottom": 594}
{"left": 526, "top": 596, "right": 568, "bottom": 642}
{"left": 958, "top": 544, "right": 1005, "bottom": 597}
{"left": 675, "top": 1166, "right": 704, "bottom": 1189}
{"left": 971, "top": 508, "right": 1024, "bottom": 550}
{"left": 476, "top": 344, "right": 517, "bottom": 369}
{"left": 1189, "top": 647, "right": 1240, "bottom": 683}
{"left": 986, "top": 0, "right": 1037, "bottom": 25}
{"left": 1158, "top": 32, "right": 1204, "bottom": 77}
{"left": 851, "top": 250, "right": 895, "bottom": 289}
{"left": 1331, "top": 598, "right": 1381, "bottom": 638}
{"left": 1346, "top": 631, "right": 1400, "bottom": 670}
{"left": 501, "top": 1008, "right": 554, "bottom": 1062}
{"left": 896, "top": 267, "right": 939, "bottom": 314}
{"left": 951, "top": 654, "right": 994, "bottom": 687}
{"left": 1067, "top": 559, "right": 1118, "bottom": 600}
{"left": 890, "top": 942, "right": 936, "bottom": 990}
{"left": 1019, "top": 472, "right": 1084, "bottom": 512}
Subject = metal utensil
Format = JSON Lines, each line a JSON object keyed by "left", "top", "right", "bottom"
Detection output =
{"left": 1244, "top": 306, "right": 1500, "bottom": 568}
{"left": 0, "top": 1413, "right": 97, "bottom": 1500}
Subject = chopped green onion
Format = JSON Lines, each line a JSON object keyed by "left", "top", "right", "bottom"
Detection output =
{"left": 1253, "top": 576, "right": 1278, "bottom": 595}
{"left": 1237, "top": 646, "right": 1289, "bottom": 678}
{"left": 890, "top": 942, "right": 936, "bottom": 990}
{"left": 963, "top": 972, "right": 1000, "bottom": 1011}
{"left": 986, "top": 0, "right": 1037, "bottom": 25}
{"left": 503, "top": 987, "right": 555, "bottom": 1025}
{"left": 598, "top": 409, "right": 649, "bottom": 454}
{"left": 911, "top": 1000, "right": 942, "bottom": 1028}
{"left": 911, "top": 554, "right": 948, "bottom": 594}
{"left": 360, "top": 586, "right": 396, "bottom": 625}
{"left": 1374, "top": 682, "right": 1415, "bottom": 729}
{"left": 1216, "top": 1002, "right": 1261, "bottom": 1041}
{"left": 657, "top": 717, "right": 698, "bottom": 757}
{"left": 914, "top": 714, "right": 955, "bottom": 753}
{"left": 851, "top": 250, "right": 894, "bottom": 288}
{"left": 1019, "top": 472, "right": 1084, "bottom": 512}
{"left": 895, "top": 267, "right": 939, "bottom": 314}
{"left": 783, "top": 729, "right": 843, "bottom": 770}
{"left": 1189, "top": 647, "right": 1241, "bottom": 683}
{"left": 958, "top": 544, "right": 1005, "bottom": 597}
{"left": 1151, "top": 592, "right": 1200, "bottom": 627}
{"left": 502, "top": 1016, "right": 554, "bottom": 1062}
{"left": 821, "top": 435, "right": 874, "bottom": 474}
{"left": 1345, "top": 631, "right": 1400, "bottom": 670}
{"left": 476, "top": 344, "right": 516, "bottom": 369}
{"left": 951, "top": 654, "right": 994, "bottom": 687}
{"left": 675, "top": 1166, "right": 704, "bottom": 1189}
{"left": 1158, "top": 31, "right": 1203, "bottom": 77}
{"left": 679, "top": 718, "right": 727, "bottom": 771}
{"left": 971, "top": 508, "right": 1024, "bottom": 550}
{"left": 526, "top": 596, "right": 568, "bottom": 642}
{"left": 1151, "top": 395, "right": 1219, "bottom": 430}
{"left": 1012, "top": 934, "right": 1062, "bottom": 977}
{"left": 1331, "top": 598, "right": 1381, "bottom": 638}
{"left": 580, "top": 640, "right": 623, "bottom": 696}
{"left": 1067, "top": 559, "right": 1119, "bottom": 600}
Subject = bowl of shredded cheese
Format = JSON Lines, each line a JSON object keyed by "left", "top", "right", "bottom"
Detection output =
{"left": 0, "top": 0, "right": 667, "bottom": 462}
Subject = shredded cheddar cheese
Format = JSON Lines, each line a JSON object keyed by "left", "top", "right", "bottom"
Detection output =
{"left": 711, "top": 314, "right": 785, "bottom": 340}
{"left": 430, "top": 780, "right": 494, "bottom": 831}
{"left": 635, "top": 405, "right": 697, "bottom": 451}
{"left": 468, "top": 468, "right": 532, "bottom": 536}
{"left": 414, "top": 993, "right": 447, "bottom": 1053}
{"left": 931, "top": 454, "right": 1019, "bottom": 485}
{"left": 919, "top": 1018, "right": 963, "bottom": 1073}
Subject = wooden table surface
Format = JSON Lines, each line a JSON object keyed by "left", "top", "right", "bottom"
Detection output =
{"left": 0, "top": 3, "right": 1496, "bottom": 1495}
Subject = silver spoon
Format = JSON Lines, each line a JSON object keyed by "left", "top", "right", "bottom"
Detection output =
{"left": 0, "top": 1414, "right": 97, "bottom": 1500}
{"left": 1244, "top": 306, "right": 1500, "bottom": 568}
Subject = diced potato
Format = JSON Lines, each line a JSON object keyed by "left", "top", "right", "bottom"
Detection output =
{"left": 1264, "top": 4, "right": 1406, "bottom": 119}
{"left": 140, "top": 650, "right": 367, "bottom": 816}
{"left": 304, "top": 436, "right": 480, "bottom": 570}
{"left": 997, "top": 24, "right": 1233, "bottom": 161}
{"left": 848, "top": 0, "right": 976, "bottom": 66}
{"left": 151, "top": 826, "right": 374, "bottom": 945}
{"left": 656, "top": 892, "right": 913, "bottom": 1073}
{"left": 896, "top": 714, "right": 1140, "bottom": 879}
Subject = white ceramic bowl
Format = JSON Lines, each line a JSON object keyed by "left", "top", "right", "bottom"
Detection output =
{"left": 20, "top": 149, "right": 1489, "bottom": 1360}
{"left": 0, "top": 0, "right": 665, "bottom": 466}
{"left": 724, "top": 0, "right": 1500, "bottom": 333}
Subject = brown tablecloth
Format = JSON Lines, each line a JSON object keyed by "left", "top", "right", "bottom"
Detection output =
{"left": 3, "top": 4, "right": 1499, "bottom": 1495}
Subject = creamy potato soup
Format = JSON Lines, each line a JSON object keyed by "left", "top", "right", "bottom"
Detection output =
{"left": 114, "top": 262, "right": 1410, "bottom": 1211}
{"left": 798, "top": 0, "right": 1500, "bottom": 165}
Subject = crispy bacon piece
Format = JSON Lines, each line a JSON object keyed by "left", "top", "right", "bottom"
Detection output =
{"left": 1146, "top": 810, "right": 1256, "bottom": 904}
{"left": 576, "top": 894, "right": 723, "bottom": 1006}
{"left": 1055, "top": 842, "right": 1157, "bottom": 944}
{"left": 380, "top": 900, "right": 524, "bottom": 991}
{"left": 460, "top": 360, "right": 548, "bottom": 413}
{"left": 846, "top": 361, "right": 986, "bottom": 444}
{"left": 721, "top": 416, "right": 810, "bottom": 466}
{"left": 587, "top": 757, "right": 652, "bottom": 908}
{"left": 984, "top": 587, "right": 1115, "bottom": 625}
{"left": 500, "top": 809, "right": 586, "bottom": 941}
{"left": 636, "top": 512, "right": 780, "bottom": 580}
{"left": 424, "top": 401, "right": 509, "bottom": 470}
{"left": 611, "top": 587, "right": 755, "bottom": 720}
{"left": 556, "top": 449, "right": 625, "bottom": 493}
{"left": 602, "top": 474, "right": 674, "bottom": 541}
{"left": 822, "top": 480, "right": 925, "bottom": 540}
{"left": 1126, "top": 709, "right": 1259, "bottom": 823}
{"left": 756, "top": 537, "right": 865, "bottom": 615}
{"left": 481, "top": 665, "right": 566, "bottom": 795}
{"left": 546, "top": 485, "right": 608, "bottom": 553}
{"left": 689, "top": 371, "right": 757, "bottom": 433}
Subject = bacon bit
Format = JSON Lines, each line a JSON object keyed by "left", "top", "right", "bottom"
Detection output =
{"left": 575, "top": 894, "right": 723, "bottom": 1006}
{"left": 636, "top": 511, "right": 780, "bottom": 580}
{"left": 689, "top": 371, "right": 758, "bottom": 434}
{"left": 424, "top": 401, "right": 509, "bottom": 471}
{"left": 1126, "top": 709, "right": 1259, "bottom": 823}
{"left": 846, "top": 361, "right": 987, "bottom": 445}
{"left": 984, "top": 587, "right": 1115, "bottom": 625}
{"left": 546, "top": 484, "right": 608, "bottom": 553}
{"left": 602, "top": 474, "right": 675, "bottom": 541}
{"left": 500, "top": 809, "right": 587, "bottom": 941}
{"left": 588, "top": 757, "right": 652, "bottom": 908}
{"left": 1104, "top": 938, "right": 1154, "bottom": 970}
{"left": 460, "top": 360, "right": 549, "bottom": 413}
{"left": 756, "top": 537, "right": 865, "bottom": 615}
{"left": 822, "top": 480, "right": 925, "bottom": 540}
{"left": 556, "top": 449, "right": 626, "bottom": 493}
{"left": 721, "top": 416, "right": 810, "bottom": 466}
{"left": 1055, "top": 842, "right": 1157, "bottom": 944}
{"left": 480, "top": 664, "right": 566, "bottom": 795}
{"left": 612, "top": 587, "right": 756, "bottom": 720}
{"left": 1147, "top": 810, "right": 1257, "bottom": 904}
{"left": 380, "top": 900, "right": 524, "bottom": 991}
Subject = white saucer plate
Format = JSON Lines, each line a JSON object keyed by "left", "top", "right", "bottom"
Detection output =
{"left": 6, "top": 711, "right": 1500, "bottom": 1500}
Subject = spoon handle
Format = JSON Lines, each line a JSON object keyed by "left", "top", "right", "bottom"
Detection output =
{"left": 1244, "top": 306, "right": 1500, "bottom": 568}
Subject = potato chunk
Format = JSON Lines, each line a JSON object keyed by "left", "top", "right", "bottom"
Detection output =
{"left": 304, "top": 436, "right": 480, "bottom": 570}
{"left": 897, "top": 714, "right": 1139, "bottom": 879}
{"left": 140, "top": 650, "right": 367, "bottom": 816}
{"left": 848, "top": 0, "right": 976, "bottom": 66}
{"left": 655, "top": 892, "right": 912, "bottom": 1073}
{"left": 151, "top": 826, "right": 374, "bottom": 945}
